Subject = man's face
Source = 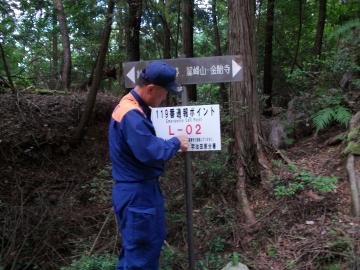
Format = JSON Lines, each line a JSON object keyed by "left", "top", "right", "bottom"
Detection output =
{"left": 146, "top": 85, "right": 168, "bottom": 107}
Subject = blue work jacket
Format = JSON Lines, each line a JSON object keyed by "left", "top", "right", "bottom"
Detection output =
{"left": 109, "top": 89, "right": 180, "bottom": 182}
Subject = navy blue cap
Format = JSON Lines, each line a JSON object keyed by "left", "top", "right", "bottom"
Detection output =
{"left": 138, "top": 61, "right": 182, "bottom": 94}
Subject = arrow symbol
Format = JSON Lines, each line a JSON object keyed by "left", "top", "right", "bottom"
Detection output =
{"left": 126, "top": 67, "right": 135, "bottom": 83}
{"left": 232, "top": 60, "right": 242, "bottom": 77}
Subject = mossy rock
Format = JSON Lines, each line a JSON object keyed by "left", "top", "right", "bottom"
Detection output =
{"left": 347, "top": 127, "right": 360, "bottom": 141}
{"left": 344, "top": 142, "right": 360, "bottom": 155}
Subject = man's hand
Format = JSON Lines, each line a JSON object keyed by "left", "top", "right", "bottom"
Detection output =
{"left": 177, "top": 135, "right": 189, "bottom": 152}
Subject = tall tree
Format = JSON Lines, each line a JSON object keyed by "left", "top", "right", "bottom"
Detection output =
{"left": 291, "top": 0, "right": 304, "bottom": 73}
{"left": 159, "top": 0, "right": 171, "bottom": 59}
{"left": 262, "top": 0, "right": 275, "bottom": 114}
{"left": 50, "top": 9, "right": 59, "bottom": 89}
{"left": 126, "top": 0, "right": 142, "bottom": 61}
{"left": 229, "top": 0, "right": 271, "bottom": 225}
{"left": 182, "top": 0, "right": 196, "bottom": 101}
{"left": 54, "top": 0, "right": 71, "bottom": 91}
{"left": 313, "top": 0, "right": 327, "bottom": 57}
{"left": 212, "top": 0, "right": 228, "bottom": 111}
{"left": 73, "top": 0, "right": 115, "bottom": 142}
{"left": 0, "top": 42, "right": 15, "bottom": 93}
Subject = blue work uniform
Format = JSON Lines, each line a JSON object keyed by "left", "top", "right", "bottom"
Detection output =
{"left": 109, "top": 89, "right": 180, "bottom": 270}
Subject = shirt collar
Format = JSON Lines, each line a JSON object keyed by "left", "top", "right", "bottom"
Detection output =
{"left": 130, "top": 89, "right": 151, "bottom": 118}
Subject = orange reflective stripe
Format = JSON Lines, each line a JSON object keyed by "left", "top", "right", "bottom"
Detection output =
{"left": 112, "top": 93, "right": 145, "bottom": 122}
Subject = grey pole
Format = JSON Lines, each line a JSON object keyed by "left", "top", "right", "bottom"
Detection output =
{"left": 181, "top": 87, "right": 195, "bottom": 270}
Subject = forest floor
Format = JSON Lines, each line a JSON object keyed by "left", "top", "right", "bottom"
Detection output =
{"left": 0, "top": 92, "right": 359, "bottom": 270}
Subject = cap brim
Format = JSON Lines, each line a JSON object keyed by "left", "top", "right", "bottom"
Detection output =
{"left": 165, "top": 81, "right": 182, "bottom": 95}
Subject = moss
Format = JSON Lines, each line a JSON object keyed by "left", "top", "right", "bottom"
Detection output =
{"left": 347, "top": 127, "right": 360, "bottom": 141}
{"left": 344, "top": 142, "right": 360, "bottom": 155}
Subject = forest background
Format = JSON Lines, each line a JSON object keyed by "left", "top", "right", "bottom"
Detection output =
{"left": 0, "top": 0, "right": 360, "bottom": 269}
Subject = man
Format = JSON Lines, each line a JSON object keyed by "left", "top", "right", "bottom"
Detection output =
{"left": 109, "top": 61, "right": 188, "bottom": 270}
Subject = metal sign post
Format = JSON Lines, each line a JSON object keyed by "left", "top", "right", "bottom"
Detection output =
{"left": 181, "top": 87, "right": 195, "bottom": 270}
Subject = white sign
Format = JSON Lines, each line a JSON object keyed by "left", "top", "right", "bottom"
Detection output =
{"left": 151, "top": 104, "right": 221, "bottom": 151}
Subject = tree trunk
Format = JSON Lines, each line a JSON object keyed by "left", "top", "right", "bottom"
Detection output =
{"left": 182, "top": 0, "right": 196, "bottom": 101}
{"left": 291, "top": 0, "right": 303, "bottom": 73}
{"left": 54, "top": 0, "right": 71, "bottom": 92}
{"left": 212, "top": 0, "right": 228, "bottom": 112}
{"left": 262, "top": 0, "right": 275, "bottom": 114}
{"left": 175, "top": 1, "right": 181, "bottom": 58}
{"left": 73, "top": 0, "right": 115, "bottom": 142}
{"left": 0, "top": 42, "right": 15, "bottom": 93}
{"left": 160, "top": 0, "right": 171, "bottom": 59}
{"left": 126, "top": 0, "right": 142, "bottom": 61}
{"left": 313, "top": 0, "right": 327, "bottom": 57}
{"left": 50, "top": 10, "right": 59, "bottom": 89}
{"left": 229, "top": 0, "right": 272, "bottom": 225}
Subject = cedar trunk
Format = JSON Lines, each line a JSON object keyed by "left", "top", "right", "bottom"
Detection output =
{"left": 0, "top": 43, "right": 15, "bottom": 93}
{"left": 212, "top": 0, "right": 228, "bottom": 111}
{"left": 291, "top": 0, "right": 304, "bottom": 73}
{"left": 182, "top": 0, "right": 196, "bottom": 101}
{"left": 126, "top": 0, "right": 142, "bottom": 61}
{"left": 313, "top": 0, "right": 327, "bottom": 57}
{"left": 50, "top": 10, "right": 59, "bottom": 89}
{"left": 263, "top": 0, "right": 275, "bottom": 113}
{"left": 229, "top": 0, "right": 271, "bottom": 225}
{"left": 54, "top": 0, "right": 71, "bottom": 91}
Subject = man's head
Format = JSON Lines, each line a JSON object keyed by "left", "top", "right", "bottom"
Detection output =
{"left": 135, "top": 61, "right": 181, "bottom": 107}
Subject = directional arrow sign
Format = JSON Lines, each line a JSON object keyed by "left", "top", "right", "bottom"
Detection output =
{"left": 123, "top": 55, "right": 243, "bottom": 87}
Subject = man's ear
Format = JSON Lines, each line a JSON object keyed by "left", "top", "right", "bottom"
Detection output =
{"left": 146, "top": 84, "right": 156, "bottom": 93}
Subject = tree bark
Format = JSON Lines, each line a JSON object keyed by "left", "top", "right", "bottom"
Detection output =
{"left": 291, "top": 0, "right": 303, "bottom": 73}
{"left": 0, "top": 42, "right": 15, "bottom": 93}
{"left": 175, "top": 1, "right": 181, "bottom": 58}
{"left": 126, "top": 0, "right": 142, "bottom": 61}
{"left": 229, "top": 0, "right": 272, "bottom": 225}
{"left": 159, "top": 0, "right": 171, "bottom": 59}
{"left": 50, "top": 9, "right": 59, "bottom": 89}
{"left": 313, "top": 0, "right": 327, "bottom": 57}
{"left": 262, "top": 0, "right": 275, "bottom": 114}
{"left": 73, "top": 0, "right": 115, "bottom": 142}
{"left": 212, "top": 0, "right": 228, "bottom": 112}
{"left": 54, "top": 0, "right": 71, "bottom": 92}
{"left": 182, "top": 0, "right": 196, "bottom": 101}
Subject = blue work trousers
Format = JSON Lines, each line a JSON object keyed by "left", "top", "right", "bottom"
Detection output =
{"left": 112, "top": 179, "right": 166, "bottom": 270}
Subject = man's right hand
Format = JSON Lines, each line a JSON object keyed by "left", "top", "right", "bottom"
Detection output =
{"left": 177, "top": 135, "right": 189, "bottom": 152}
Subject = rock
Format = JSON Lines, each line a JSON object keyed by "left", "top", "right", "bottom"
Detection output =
{"left": 340, "top": 71, "right": 353, "bottom": 91}
{"left": 269, "top": 118, "right": 287, "bottom": 149}
{"left": 286, "top": 97, "right": 313, "bottom": 139}
{"left": 222, "top": 262, "right": 249, "bottom": 270}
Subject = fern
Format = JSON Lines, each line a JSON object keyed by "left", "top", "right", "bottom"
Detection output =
{"left": 312, "top": 107, "right": 334, "bottom": 132}
{"left": 312, "top": 106, "right": 352, "bottom": 132}
{"left": 333, "top": 106, "right": 352, "bottom": 126}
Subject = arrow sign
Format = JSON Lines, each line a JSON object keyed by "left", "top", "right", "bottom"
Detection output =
{"left": 126, "top": 67, "right": 135, "bottom": 83}
{"left": 232, "top": 60, "right": 242, "bottom": 77}
{"left": 123, "top": 55, "right": 243, "bottom": 87}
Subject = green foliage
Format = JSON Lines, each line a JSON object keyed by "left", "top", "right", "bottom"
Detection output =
{"left": 60, "top": 254, "right": 117, "bottom": 270}
{"left": 81, "top": 166, "right": 112, "bottom": 203}
{"left": 320, "top": 264, "right": 342, "bottom": 270}
{"left": 196, "top": 252, "right": 225, "bottom": 270}
{"left": 272, "top": 162, "right": 337, "bottom": 197}
{"left": 160, "top": 245, "right": 186, "bottom": 270}
{"left": 266, "top": 245, "right": 278, "bottom": 258}
{"left": 208, "top": 236, "right": 225, "bottom": 252}
{"left": 274, "top": 182, "right": 304, "bottom": 197}
{"left": 311, "top": 106, "right": 352, "bottom": 132}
